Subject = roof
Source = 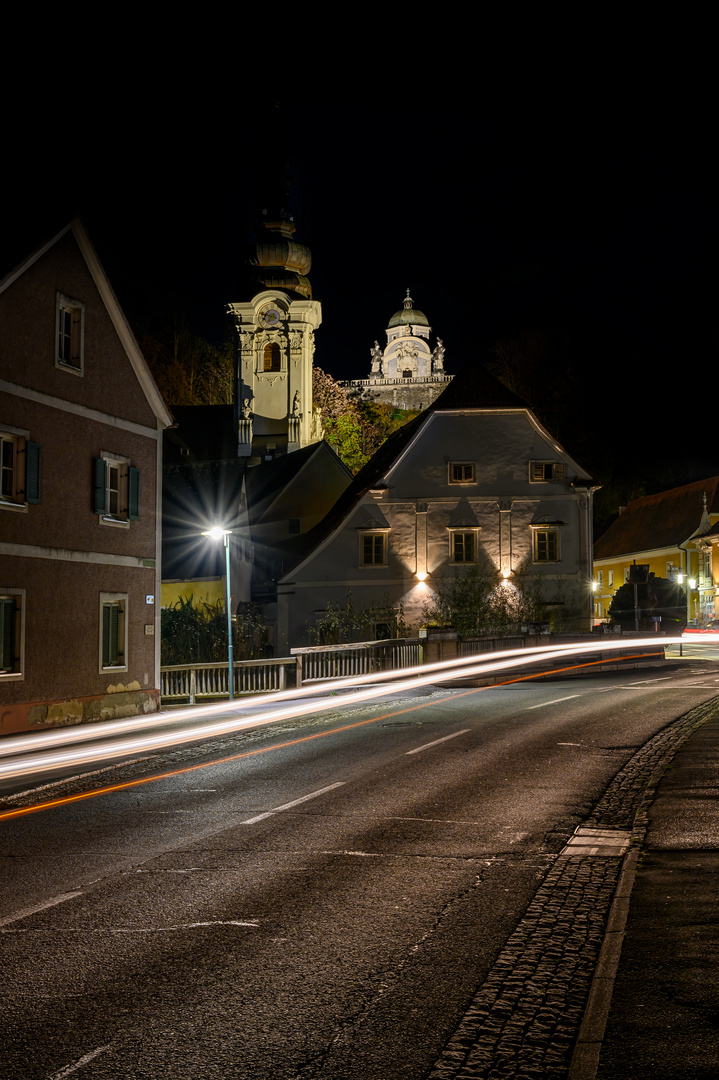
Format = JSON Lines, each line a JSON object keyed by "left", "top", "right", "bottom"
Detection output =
{"left": 278, "top": 363, "right": 558, "bottom": 581}
{"left": 594, "top": 476, "right": 719, "bottom": 560}
{"left": 0, "top": 218, "right": 173, "bottom": 429}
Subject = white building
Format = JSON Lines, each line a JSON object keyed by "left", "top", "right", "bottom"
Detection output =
{"left": 276, "top": 364, "right": 596, "bottom": 651}
{"left": 343, "top": 290, "right": 452, "bottom": 412}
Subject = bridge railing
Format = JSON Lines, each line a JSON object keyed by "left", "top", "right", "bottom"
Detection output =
{"left": 161, "top": 658, "right": 295, "bottom": 703}
{"left": 290, "top": 638, "right": 421, "bottom": 685}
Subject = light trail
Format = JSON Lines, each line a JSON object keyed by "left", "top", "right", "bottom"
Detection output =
{"left": 0, "top": 650, "right": 668, "bottom": 822}
{"left": 0, "top": 639, "right": 674, "bottom": 784}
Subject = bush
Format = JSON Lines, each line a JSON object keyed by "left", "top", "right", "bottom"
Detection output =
{"left": 161, "top": 595, "right": 269, "bottom": 665}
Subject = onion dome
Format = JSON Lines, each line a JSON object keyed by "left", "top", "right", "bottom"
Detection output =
{"left": 388, "top": 289, "right": 429, "bottom": 328}
{"left": 250, "top": 213, "right": 313, "bottom": 299}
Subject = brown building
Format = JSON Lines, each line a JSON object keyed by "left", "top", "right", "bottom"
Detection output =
{"left": 0, "top": 220, "right": 173, "bottom": 735}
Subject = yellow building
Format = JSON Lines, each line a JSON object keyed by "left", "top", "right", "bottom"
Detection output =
{"left": 593, "top": 476, "right": 719, "bottom": 626}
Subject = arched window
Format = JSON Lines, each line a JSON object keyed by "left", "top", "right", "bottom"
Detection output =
{"left": 263, "top": 343, "right": 281, "bottom": 371}
{"left": 402, "top": 368, "right": 412, "bottom": 379}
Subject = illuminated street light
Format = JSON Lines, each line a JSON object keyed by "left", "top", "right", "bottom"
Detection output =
{"left": 202, "top": 526, "right": 234, "bottom": 700}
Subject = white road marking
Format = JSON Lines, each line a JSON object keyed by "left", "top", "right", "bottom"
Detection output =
{"left": 406, "top": 729, "right": 471, "bottom": 754}
{"left": 241, "top": 782, "right": 346, "bottom": 824}
{"left": 526, "top": 695, "right": 580, "bottom": 710}
{"left": 48, "top": 1044, "right": 111, "bottom": 1078}
{"left": 0, "top": 891, "right": 83, "bottom": 929}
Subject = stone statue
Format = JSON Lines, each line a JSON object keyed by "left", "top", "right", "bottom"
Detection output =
{"left": 432, "top": 338, "right": 446, "bottom": 372}
{"left": 370, "top": 340, "right": 383, "bottom": 375}
{"left": 292, "top": 390, "right": 301, "bottom": 416}
{"left": 241, "top": 395, "right": 253, "bottom": 418}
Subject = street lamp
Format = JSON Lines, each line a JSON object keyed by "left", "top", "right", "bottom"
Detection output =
{"left": 202, "top": 526, "right": 234, "bottom": 700}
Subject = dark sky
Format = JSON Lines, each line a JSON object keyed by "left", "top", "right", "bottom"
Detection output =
{"left": 4, "top": 39, "right": 715, "bottom": 505}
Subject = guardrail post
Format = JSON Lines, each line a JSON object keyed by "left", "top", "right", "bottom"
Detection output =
{"left": 189, "top": 667, "right": 196, "bottom": 705}
{"left": 295, "top": 654, "right": 303, "bottom": 687}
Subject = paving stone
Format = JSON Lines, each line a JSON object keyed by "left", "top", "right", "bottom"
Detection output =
{"left": 426, "top": 696, "right": 719, "bottom": 1080}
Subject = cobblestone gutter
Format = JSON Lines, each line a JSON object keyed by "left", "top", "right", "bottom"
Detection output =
{"left": 428, "top": 695, "right": 719, "bottom": 1080}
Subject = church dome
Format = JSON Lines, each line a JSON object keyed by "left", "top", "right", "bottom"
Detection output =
{"left": 388, "top": 289, "right": 429, "bottom": 328}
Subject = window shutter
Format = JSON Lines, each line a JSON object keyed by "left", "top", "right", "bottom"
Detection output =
{"left": 26, "top": 441, "right": 41, "bottom": 504}
{"left": 102, "top": 604, "right": 119, "bottom": 667}
{"left": 93, "top": 458, "right": 107, "bottom": 514}
{"left": 0, "top": 599, "right": 15, "bottom": 672}
{"left": 128, "top": 466, "right": 139, "bottom": 520}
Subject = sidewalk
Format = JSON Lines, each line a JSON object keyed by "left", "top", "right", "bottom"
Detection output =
{"left": 594, "top": 716, "right": 719, "bottom": 1078}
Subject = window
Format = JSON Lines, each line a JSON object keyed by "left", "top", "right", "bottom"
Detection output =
{"left": 0, "top": 429, "right": 41, "bottom": 509}
{"left": 0, "top": 590, "right": 24, "bottom": 679}
{"left": 532, "top": 527, "right": 560, "bottom": 562}
{"left": 100, "top": 593, "right": 127, "bottom": 672}
{"left": 608, "top": 570, "right": 614, "bottom": 588}
{"left": 263, "top": 342, "right": 281, "bottom": 371}
{"left": 449, "top": 462, "right": 475, "bottom": 484}
{"left": 93, "top": 454, "right": 139, "bottom": 524}
{"left": 449, "top": 530, "right": 477, "bottom": 564}
{"left": 56, "top": 293, "right": 84, "bottom": 373}
{"left": 596, "top": 570, "right": 603, "bottom": 586}
{"left": 530, "top": 461, "right": 566, "bottom": 482}
{"left": 360, "top": 531, "right": 388, "bottom": 566}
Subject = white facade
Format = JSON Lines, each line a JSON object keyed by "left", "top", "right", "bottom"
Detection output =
{"left": 277, "top": 399, "right": 595, "bottom": 651}
{"left": 227, "top": 288, "right": 321, "bottom": 460}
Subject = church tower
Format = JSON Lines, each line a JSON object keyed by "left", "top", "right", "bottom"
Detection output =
{"left": 227, "top": 192, "right": 321, "bottom": 461}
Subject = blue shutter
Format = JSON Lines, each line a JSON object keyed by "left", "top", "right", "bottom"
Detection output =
{"left": 128, "top": 466, "right": 139, "bottom": 520}
{"left": 25, "top": 441, "right": 41, "bottom": 504}
{"left": 93, "top": 458, "right": 107, "bottom": 514}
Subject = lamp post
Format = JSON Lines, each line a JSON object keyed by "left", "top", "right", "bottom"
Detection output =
{"left": 202, "top": 527, "right": 234, "bottom": 700}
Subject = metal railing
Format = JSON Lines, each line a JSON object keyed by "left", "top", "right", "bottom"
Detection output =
{"left": 291, "top": 638, "right": 421, "bottom": 685}
{"left": 161, "top": 658, "right": 295, "bottom": 703}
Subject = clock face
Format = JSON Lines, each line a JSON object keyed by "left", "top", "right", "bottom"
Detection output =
{"left": 259, "top": 304, "right": 282, "bottom": 328}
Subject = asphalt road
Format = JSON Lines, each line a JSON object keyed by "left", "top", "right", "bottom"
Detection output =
{"left": 2, "top": 662, "right": 719, "bottom": 1080}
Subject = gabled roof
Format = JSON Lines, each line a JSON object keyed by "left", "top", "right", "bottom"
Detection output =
{"left": 594, "top": 476, "right": 719, "bottom": 560}
{"left": 430, "top": 362, "right": 529, "bottom": 410}
{"left": 245, "top": 440, "right": 352, "bottom": 525}
{"left": 0, "top": 218, "right": 173, "bottom": 429}
{"left": 278, "top": 363, "right": 586, "bottom": 582}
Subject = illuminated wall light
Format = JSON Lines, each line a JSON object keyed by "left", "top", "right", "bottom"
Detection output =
{"left": 416, "top": 571, "right": 427, "bottom": 581}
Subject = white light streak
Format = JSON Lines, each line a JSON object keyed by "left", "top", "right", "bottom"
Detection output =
{"left": 0, "top": 638, "right": 679, "bottom": 784}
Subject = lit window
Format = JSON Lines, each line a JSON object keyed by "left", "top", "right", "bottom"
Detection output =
{"left": 449, "top": 530, "right": 477, "bottom": 564}
{"left": 597, "top": 570, "right": 603, "bottom": 586}
{"left": 0, "top": 429, "right": 41, "bottom": 509}
{"left": 360, "top": 531, "right": 388, "bottom": 566}
{"left": 94, "top": 454, "right": 139, "bottom": 524}
{"left": 608, "top": 570, "right": 614, "bottom": 587}
{"left": 449, "top": 462, "right": 475, "bottom": 484}
{"left": 100, "top": 593, "right": 127, "bottom": 671}
{"left": 263, "top": 343, "right": 281, "bottom": 371}
{"left": 532, "top": 528, "right": 560, "bottom": 562}
{"left": 0, "top": 590, "right": 24, "bottom": 678}
{"left": 56, "top": 293, "right": 84, "bottom": 373}
{"left": 530, "top": 461, "right": 566, "bottom": 482}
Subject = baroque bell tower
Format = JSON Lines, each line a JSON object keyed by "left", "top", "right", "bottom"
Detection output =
{"left": 227, "top": 176, "right": 321, "bottom": 461}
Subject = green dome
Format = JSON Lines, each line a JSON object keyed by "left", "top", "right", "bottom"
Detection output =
{"left": 388, "top": 290, "right": 429, "bottom": 328}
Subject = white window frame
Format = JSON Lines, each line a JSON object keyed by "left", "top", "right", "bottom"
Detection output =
{"left": 99, "top": 593, "right": 128, "bottom": 673}
{"left": 608, "top": 570, "right": 614, "bottom": 588}
{"left": 359, "top": 529, "right": 389, "bottom": 568}
{"left": 96, "top": 451, "right": 137, "bottom": 528}
{"left": 529, "top": 460, "right": 566, "bottom": 483}
{"left": 0, "top": 426, "right": 40, "bottom": 512}
{"left": 448, "top": 528, "right": 478, "bottom": 564}
{"left": 531, "top": 526, "right": 561, "bottom": 563}
{"left": 56, "top": 292, "right": 85, "bottom": 374}
{"left": 0, "top": 588, "right": 25, "bottom": 681}
{"left": 448, "top": 461, "right": 476, "bottom": 484}
{"left": 596, "top": 570, "right": 603, "bottom": 586}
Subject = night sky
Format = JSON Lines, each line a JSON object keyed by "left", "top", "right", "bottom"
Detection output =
{"left": 4, "top": 38, "right": 714, "bottom": 522}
